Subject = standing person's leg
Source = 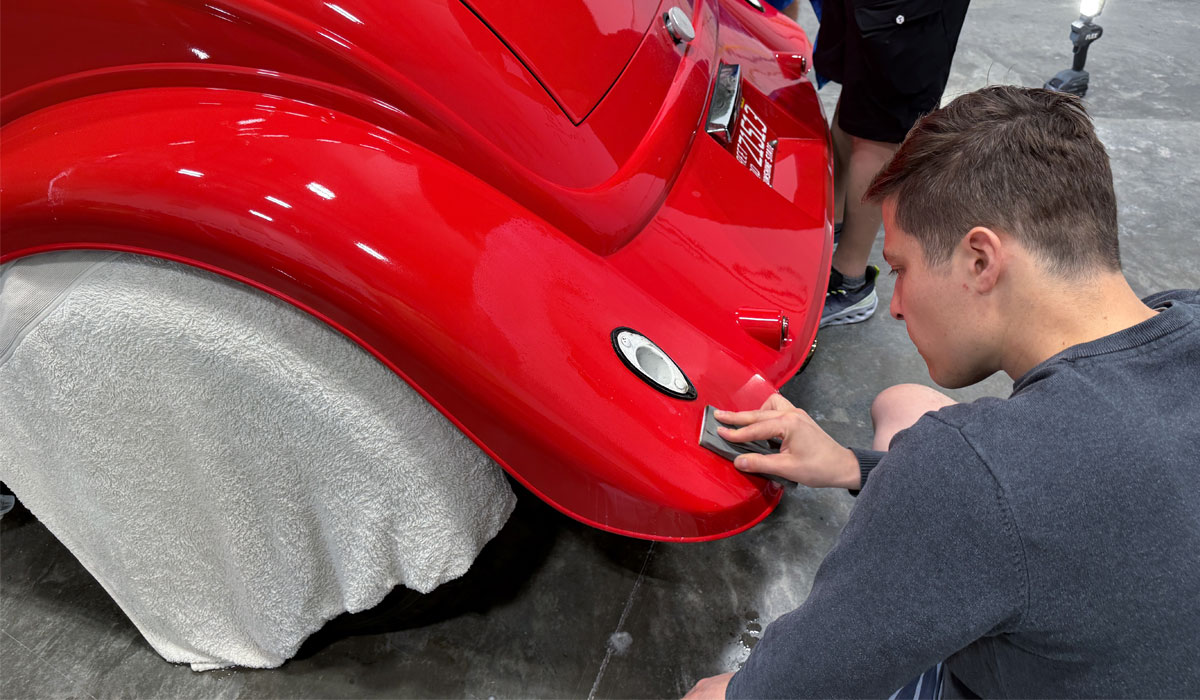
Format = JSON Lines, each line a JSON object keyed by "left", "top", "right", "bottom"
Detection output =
{"left": 830, "top": 102, "right": 852, "bottom": 228}
{"left": 819, "top": 126, "right": 895, "bottom": 327}
{"left": 820, "top": 1, "right": 971, "bottom": 328}
{"left": 830, "top": 134, "right": 899, "bottom": 280}
{"left": 870, "top": 383, "right": 957, "bottom": 451}
{"left": 818, "top": 2, "right": 901, "bottom": 327}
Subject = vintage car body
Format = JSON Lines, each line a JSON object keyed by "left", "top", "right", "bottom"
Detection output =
{"left": 0, "top": 0, "right": 832, "bottom": 541}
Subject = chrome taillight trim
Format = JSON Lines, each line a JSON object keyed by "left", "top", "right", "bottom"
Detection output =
{"left": 706, "top": 63, "right": 742, "bottom": 144}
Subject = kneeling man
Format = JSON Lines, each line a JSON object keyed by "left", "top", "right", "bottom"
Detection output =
{"left": 687, "top": 86, "right": 1200, "bottom": 698}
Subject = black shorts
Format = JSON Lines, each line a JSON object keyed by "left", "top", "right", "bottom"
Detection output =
{"left": 814, "top": 0, "right": 970, "bottom": 143}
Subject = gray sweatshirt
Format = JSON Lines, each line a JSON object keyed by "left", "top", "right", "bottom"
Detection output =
{"left": 727, "top": 290, "right": 1200, "bottom": 698}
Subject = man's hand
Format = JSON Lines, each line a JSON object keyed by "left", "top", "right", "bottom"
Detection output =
{"left": 716, "top": 394, "right": 860, "bottom": 490}
{"left": 683, "top": 671, "right": 734, "bottom": 699}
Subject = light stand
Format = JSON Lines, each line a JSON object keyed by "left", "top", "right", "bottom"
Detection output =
{"left": 1044, "top": 0, "right": 1106, "bottom": 97}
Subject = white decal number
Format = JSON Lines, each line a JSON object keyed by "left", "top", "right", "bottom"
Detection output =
{"left": 735, "top": 103, "right": 775, "bottom": 186}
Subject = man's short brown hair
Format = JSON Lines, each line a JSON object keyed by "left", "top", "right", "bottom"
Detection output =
{"left": 864, "top": 86, "right": 1120, "bottom": 274}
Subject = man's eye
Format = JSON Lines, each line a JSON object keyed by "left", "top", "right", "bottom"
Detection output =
{"left": 888, "top": 268, "right": 900, "bottom": 277}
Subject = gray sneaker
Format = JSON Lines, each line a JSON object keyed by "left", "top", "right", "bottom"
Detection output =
{"left": 820, "top": 265, "right": 879, "bottom": 328}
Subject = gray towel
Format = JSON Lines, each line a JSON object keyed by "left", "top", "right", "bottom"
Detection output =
{"left": 0, "top": 251, "right": 515, "bottom": 670}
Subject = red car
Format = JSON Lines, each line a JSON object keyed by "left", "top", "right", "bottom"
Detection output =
{"left": 1, "top": 0, "right": 832, "bottom": 541}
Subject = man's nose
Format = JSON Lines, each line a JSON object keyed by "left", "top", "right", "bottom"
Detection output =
{"left": 890, "top": 292, "right": 903, "bottom": 321}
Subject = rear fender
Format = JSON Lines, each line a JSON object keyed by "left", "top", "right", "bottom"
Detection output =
{"left": 0, "top": 88, "right": 783, "bottom": 541}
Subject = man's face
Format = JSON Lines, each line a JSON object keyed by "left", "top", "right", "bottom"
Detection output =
{"left": 882, "top": 199, "right": 994, "bottom": 388}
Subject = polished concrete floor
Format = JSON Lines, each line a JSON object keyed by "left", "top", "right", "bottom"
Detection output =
{"left": 3, "top": 1, "right": 1198, "bottom": 697}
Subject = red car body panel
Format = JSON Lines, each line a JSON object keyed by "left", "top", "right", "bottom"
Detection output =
{"left": 463, "top": 0, "right": 662, "bottom": 123}
{"left": 0, "top": 0, "right": 832, "bottom": 541}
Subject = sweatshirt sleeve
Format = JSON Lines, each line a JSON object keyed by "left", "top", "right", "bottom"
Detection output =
{"left": 727, "top": 416, "right": 1027, "bottom": 698}
{"left": 848, "top": 448, "right": 885, "bottom": 496}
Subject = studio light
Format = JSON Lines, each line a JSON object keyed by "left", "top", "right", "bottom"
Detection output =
{"left": 1079, "top": 0, "right": 1105, "bottom": 19}
{"left": 1044, "top": 0, "right": 1107, "bottom": 97}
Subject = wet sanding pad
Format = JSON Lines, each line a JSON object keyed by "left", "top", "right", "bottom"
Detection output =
{"left": 699, "top": 405, "right": 781, "bottom": 462}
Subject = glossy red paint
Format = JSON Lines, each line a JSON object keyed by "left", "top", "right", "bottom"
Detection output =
{"left": 0, "top": 0, "right": 832, "bottom": 540}
{"left": 463, "top": 0, "right": 661, "bottom": 123}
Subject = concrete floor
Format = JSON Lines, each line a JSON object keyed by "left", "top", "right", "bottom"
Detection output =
{"left": 3, "top": 1, "right": 1198, "bottom": 697}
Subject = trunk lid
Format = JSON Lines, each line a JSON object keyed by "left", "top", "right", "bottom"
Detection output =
{"left": 461, "top": 0, "right": 661, "bottom": 123}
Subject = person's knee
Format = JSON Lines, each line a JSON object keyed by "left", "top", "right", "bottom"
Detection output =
{"left": 871, "top": 383, "right": 956, "bottom": 433}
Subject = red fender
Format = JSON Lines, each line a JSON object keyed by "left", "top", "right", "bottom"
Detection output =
{"left": 0, "top": 0, "right": 721, "bottom": 255}
{"left": 0, "top": 88, "right": 828, "bottom": 540}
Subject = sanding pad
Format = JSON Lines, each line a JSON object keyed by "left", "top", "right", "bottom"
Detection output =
{"left": 699, "top": 405, "right": 781, "bottom": 462}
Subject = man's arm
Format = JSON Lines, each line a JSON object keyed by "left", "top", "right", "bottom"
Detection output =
{"left": 713, "top": 395, "right": 864, "bottom": 489}
{"left": 714, "top": 388, "right": 951, "bottom": 492}
{"left": 725, "top": 417, "right": 1027, "bottom": 698}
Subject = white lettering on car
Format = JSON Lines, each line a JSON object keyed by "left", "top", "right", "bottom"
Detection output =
{"left": 735, "top": 103, "right": 774, "bottom": 186}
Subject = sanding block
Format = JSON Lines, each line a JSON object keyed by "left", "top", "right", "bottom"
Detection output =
{"left": 699, "top": 405, "right": 782, "bottom": 462}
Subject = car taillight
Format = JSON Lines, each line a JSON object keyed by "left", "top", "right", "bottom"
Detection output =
{"left": 612, "top": 328, "right": 697, "bottom": 400}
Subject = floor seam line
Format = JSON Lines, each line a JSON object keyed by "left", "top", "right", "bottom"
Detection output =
{"left": 587, "top": 542, "right": 655, "bottom": 700}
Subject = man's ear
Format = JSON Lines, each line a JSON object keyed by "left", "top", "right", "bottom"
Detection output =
{"left": 962, "top": 226, "right": 1004, "bottom": 293}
